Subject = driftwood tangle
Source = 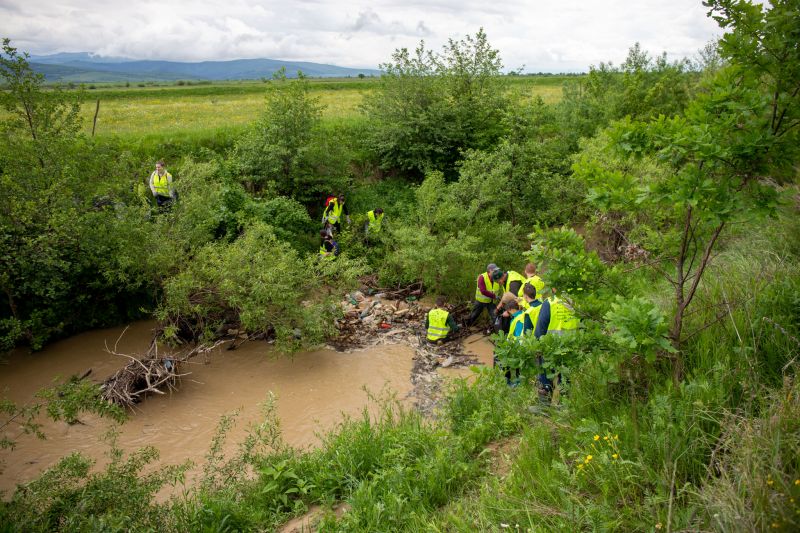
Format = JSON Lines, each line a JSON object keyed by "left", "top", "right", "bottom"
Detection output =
{"left": 100, "top": 328, "right": 222, "bottom": 408}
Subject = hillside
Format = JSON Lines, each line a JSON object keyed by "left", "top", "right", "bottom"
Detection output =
{"left": 29, "top": 52, "right": 382, "bottom": 82}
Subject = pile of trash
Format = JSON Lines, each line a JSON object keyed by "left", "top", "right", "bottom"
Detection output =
{"left": 329, "top": 286, "right": 486, "bottom": 415}
{"left": 329, "top": 289, "right": 422, "bottom": 350}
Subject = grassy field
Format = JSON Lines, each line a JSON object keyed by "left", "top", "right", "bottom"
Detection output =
{"left": 84, "top": 84, "right": 368, "bottom": 138}
{"left": 71, "top": 76, "right": 574, "bottom": 139}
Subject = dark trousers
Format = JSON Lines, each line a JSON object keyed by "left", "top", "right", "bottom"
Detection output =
{"left": 496, "top": 314, "right": 511, "bottom": 335}
{"left": 155, "top": 194, "right": 173, "bottom": 208}
{"left": 537, "top": 355, "right": 553, "bottom": 391}
{"left": 493, "top": 355, "right": 520, "bottom": 385}
{"left": 323, "top": 220, "right": 341, "bottom": 234}
{"left": 466, "top": 301, "right": 496, "bottom": 327}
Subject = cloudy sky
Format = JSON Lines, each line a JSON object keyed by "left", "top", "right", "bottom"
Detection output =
{"left": 0, "top": 0, "right": 721, "bottom": 72}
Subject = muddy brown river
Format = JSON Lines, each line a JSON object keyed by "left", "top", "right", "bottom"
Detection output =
{"left": 0, "top": 321, "right": 421, "bottom": 496}
{"left": 0, "top": 322, "right": 494, "bottom": 498}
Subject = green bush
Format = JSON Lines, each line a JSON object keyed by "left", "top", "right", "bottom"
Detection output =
{"left": 379, "top": 171, "right": 524, "bottom": 299}
{"left": 361, "top": 29, "right": 509, "bottom": 178}
{"left": 1, "top": 430, "right": 187, "bottom": 531}
{"left": 157, "top": 221, "right": 365, "bottom": 349}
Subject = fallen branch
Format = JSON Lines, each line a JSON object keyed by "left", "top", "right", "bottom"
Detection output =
{"left": 100, "top": 334, "right": 224, "bottom": 408}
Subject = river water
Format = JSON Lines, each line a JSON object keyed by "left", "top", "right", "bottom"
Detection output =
{"left": 0, "top": 321, "right": 425, "bottom": 496}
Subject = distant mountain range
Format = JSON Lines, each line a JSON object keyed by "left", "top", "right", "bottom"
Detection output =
{"left": 28, "top": 52, "right": 382, "bottom": 82}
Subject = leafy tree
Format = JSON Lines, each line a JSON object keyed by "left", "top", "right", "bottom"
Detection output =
{"left": 0, "top": 40, "right": 139, "bottom": 349}
{"left": 574, "top": 0, "right": 800, "bottom": 379}
{"left": 379, "top": 170, "right": 522, "bottom": 298}
{"left": 362, "top": 29, "right": 509, "bottom": 178}
{"left": 559, "top": 42, "right": 695, "bottom": 145}
{"left": 454, "top": 97, "right": 583, "bottom": 227}
{"left": 233, "top": 68, "right": 324, "bottom": 196}
{"left": 0, "top": 39, "right": 82, "bottom": 171}
{"left": 157, "top": 222, "right": 365, "bottom": 351}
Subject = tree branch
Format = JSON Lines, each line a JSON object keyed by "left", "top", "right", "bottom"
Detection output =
{"left": 682, "top": 221, "right": 726, "bottom": 316}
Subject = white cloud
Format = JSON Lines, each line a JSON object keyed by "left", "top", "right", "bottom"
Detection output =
{"left": 0, "top": 0, "right": 722, "bottom": 71}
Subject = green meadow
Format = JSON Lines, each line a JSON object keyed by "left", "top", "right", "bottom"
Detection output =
{"left": 70, "top": 76, "right": 572, "bottom": 139}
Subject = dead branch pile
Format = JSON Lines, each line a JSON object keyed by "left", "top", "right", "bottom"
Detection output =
{"left": 358, "top": 276, "right": 425, "bottom": 301}
{"left": 100, "top": 333, "right": 223, "bottom": 408}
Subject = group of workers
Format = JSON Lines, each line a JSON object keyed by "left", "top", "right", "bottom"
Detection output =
{"left": 318, "top": 193, "right": 384, "bottom": 260}
{"left": 139, "top": 162, "right": 385, "bottom": 260}
{"left": 426, "top": 262, "right": 579, "bottom": 389}
{"left": 145, "top": 163, "right": 569, "bottom": 388}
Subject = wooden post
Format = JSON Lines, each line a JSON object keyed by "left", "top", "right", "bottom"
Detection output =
{"left": 91, "top": 99, "right": 100, "bottom": 136}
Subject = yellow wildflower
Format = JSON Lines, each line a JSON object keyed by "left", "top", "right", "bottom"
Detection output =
{"left": 578, "top": 464, "right": 584, "bottom": 470}
{"left": 586, "top": 454, "right": 593, "bottom": 461}
{"left": 767, "top": 479, "right": 774, "bottom": 486}
{"left": 603, "top": 436, "right": 609, "bottom": 441}
{"left": 795, "top": 479, "right": 800, "bottom": 486}
{"left": 612, "top": 453, "right": 619, "bottom": 459}
{"left": 593, "top": 435, "right": 600, "bottom": 441}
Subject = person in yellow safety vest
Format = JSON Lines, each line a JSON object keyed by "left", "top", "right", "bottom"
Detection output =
{"left": 520, "top": 283, "right": 545, "bottom": 336}
{"left": 496, "top": 291, "right": 522, "bottom": 332}
{"left": 503, "top": 284, "right": 545, "bottom": 339}
{"left": 495, "top": 299, "right": 525, "bottom": 385}
{"left": 494, "top": 269, "right": 528, "bottom": 326}
{"left": 465, "top": 264, "right": 502, "bottom": 328}
{"left": 425, "top": 296, "right": 460, "bottom": 343}
{"left": 533, "top": 287, "right": 579, "bottom": 392}
{"left": 520, "top": 263, "right": 545, "bottom": 298}
{"left": 318, "top": 229, "right": 340, "bottom": 260}
{"left": 499, "top": 270, "right": 527, "bottom": 297}
{"left": 322, "top": 194, "right": 350, "bottom": 233}
{"left": 365, "top": 208, "right": 384, "bottom": 243}
{"left": 544, "top": 290, "right": 580, "bottom": 335}
{"left": 149, "top": 160, "right": 176, "bottom": 208}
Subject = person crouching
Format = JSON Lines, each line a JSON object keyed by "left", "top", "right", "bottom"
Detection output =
{"left": 426, "top": 296, "right": 460, "bottom": 343}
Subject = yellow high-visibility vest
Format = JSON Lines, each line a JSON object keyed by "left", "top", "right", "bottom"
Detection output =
{"left": 475, "top": 272, "right": 500, "bottom": 304}
{"left": 507, "top": 310, "right": 527, "bottom": 339}
{"left": 367, "top": 210, "right": 384, "bottom": 232}
{"left": 505, "top": 271, "right": 526, "bottom": 294}
{"left": 427, "top": 308, "right": 450, "bottom": 341}
{"left": 319, "top": 244, "right": 336, "bottom": 261}
{"left": 508, "top": 303, "right": 543, "bottom": 339}
{"left": 325, "top": 199, "right": 344, "bottom": 224}
{"left": 150, "top": 171, "right": 172, "bottom": 196}
{"left": 548, "top": 297, "right": 579, "bottom": 334}
{"left": 526, "top": 302, "right": 544, "bottom": 332}
{"left": 520, "top": 275, "right": 545, "bottom": 298}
